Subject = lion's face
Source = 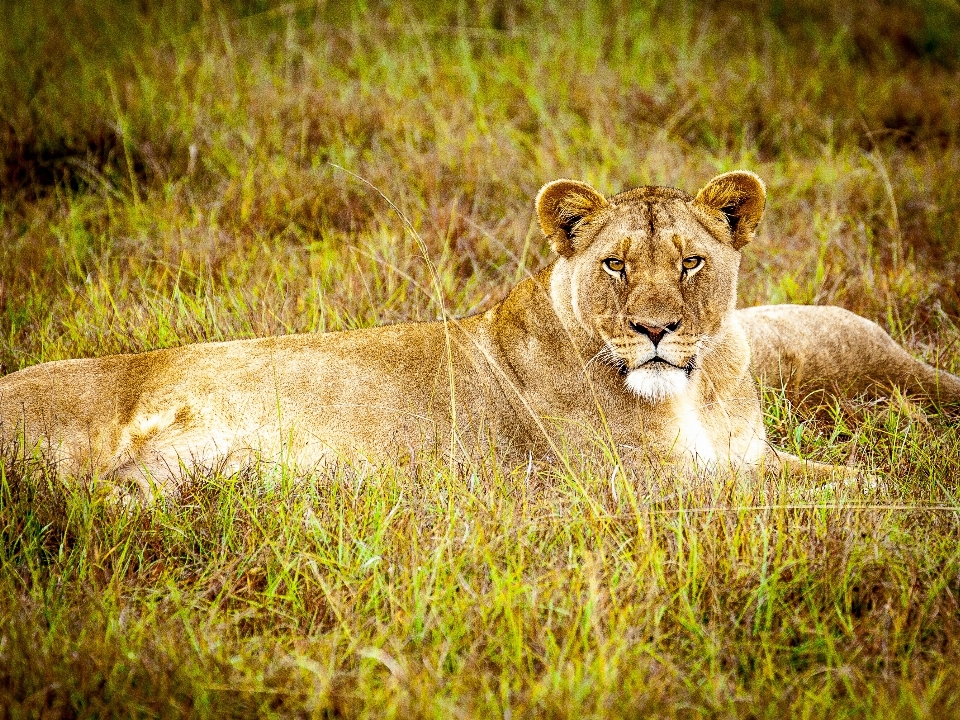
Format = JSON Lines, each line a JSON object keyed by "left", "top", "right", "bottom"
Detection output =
{"left": 565, "top": 193, "right": 742, "bottom": 401}
{"left": 537, "top": 172, "right": 766, "bottom": 402}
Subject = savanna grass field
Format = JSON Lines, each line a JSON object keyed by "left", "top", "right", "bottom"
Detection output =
{"left": 3, "top": 1, "right": 960, "bottom": 716}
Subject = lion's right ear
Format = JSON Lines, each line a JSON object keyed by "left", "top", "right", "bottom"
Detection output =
{"left": 693, "top": 170, "right": 766, "bottom": 250}
{"left": 535, "top": 179, "right": 609, "bottom": 257}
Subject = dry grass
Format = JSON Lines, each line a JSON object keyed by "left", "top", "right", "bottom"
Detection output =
{"left": 2, "top": 1, "right": 960, "bottom": 717}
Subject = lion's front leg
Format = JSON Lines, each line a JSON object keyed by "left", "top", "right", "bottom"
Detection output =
{"left": 758, "top": 447, "right": 881, "bottom": 496}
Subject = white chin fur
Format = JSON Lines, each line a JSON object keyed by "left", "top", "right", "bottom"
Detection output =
{"left": 625, "top": 366, "right": 688, "bottom": 402}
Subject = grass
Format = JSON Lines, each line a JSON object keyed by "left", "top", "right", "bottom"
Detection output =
{"left": 2, "top": 0, "right": 960, "bottom": 716}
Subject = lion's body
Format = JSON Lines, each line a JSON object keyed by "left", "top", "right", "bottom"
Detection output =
{"left": 0, "top": 316, "right": 504, "bottom": 484}
{"left": 2, "top": 172, "right": 958, "bottom": 495}
{"left": 0, "top": 267, "right": 764, "bottom": 488}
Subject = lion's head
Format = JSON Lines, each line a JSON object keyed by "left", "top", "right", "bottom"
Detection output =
{"left": 537, "top": 171, "right": 766, "bottom": 402}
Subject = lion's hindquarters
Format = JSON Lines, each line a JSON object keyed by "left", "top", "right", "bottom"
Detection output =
{"left": 739, "top": 305, "right": 960, "bottom": 409}
{"left": 0, "top": 356, "right": 140, "bottom": 475}
{"left": 0, "top": 326, "right": 500, "bottom": 496}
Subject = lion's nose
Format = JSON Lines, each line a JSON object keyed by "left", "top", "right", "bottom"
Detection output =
{"left": 630, "top": 319, "right": 681, "bottom": 346}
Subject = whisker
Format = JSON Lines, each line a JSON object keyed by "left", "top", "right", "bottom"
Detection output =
{"left": 580, "top": 347, "right": 608, "bottom": 378}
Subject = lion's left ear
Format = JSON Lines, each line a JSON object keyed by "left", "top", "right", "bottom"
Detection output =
{"left": 535, "top": 179, "right": 609, "bottom": 257}
{"left": 693, "top": 171, "right": 766, "bottom": 250}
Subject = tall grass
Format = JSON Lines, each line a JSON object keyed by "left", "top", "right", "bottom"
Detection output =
{"left": 2, "top": 1, "right": 960, "bottom": 716}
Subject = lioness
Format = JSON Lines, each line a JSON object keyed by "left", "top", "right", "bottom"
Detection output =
{"left": 2, "top": 171, "right": 958, "bottom": 496}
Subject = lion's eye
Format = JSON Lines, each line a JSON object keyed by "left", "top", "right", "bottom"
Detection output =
{"left": 603, "top": 258, "right": 625, "bottom": 275}
{"left": 681, "top": 256, "right": 703, "bottom": 272}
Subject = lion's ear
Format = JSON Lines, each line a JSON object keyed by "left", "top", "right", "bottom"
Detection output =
{"left": 694, "top": 171, "right": 766, "bottom": 250}
{"left": 535, "top": 179, "right": 609, "bottom": 257}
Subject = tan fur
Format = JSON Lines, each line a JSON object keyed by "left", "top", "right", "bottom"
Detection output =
{"left": 2, "top": 171, "right": 958, "bottom": 497}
